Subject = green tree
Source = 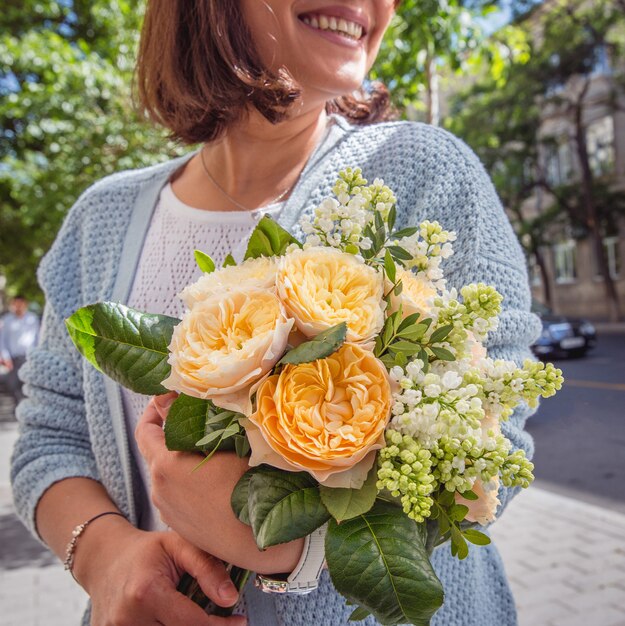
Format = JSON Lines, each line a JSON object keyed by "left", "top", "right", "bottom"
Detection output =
{"left": 372, "top": 0, "right": 530, "bottom": 125}
{"left": 0, "top": 1, "right": 181, "bottom": 302}
{"left": 448, "top": 0, "right": 625, "bottom": 320}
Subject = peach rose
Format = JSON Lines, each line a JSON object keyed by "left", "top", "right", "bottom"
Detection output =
{"left": 456, "top": 477, "right": 501, "bottom": 526}
{"left": 276, "top": 247, "right": 385, "bottom": 344}
{"left": 244, "top": 343, "right": 392, "bottom": 488}
{"left": 387, "top": 268, "right": 436, "bottom": 319}
{"left": 180, "top": 257, "right": 277, "bottom": 308}
{"left": 162, "top": 288, "right": 293, "bottom": 415}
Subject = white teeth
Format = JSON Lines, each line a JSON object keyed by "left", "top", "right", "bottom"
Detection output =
{"left": 301, "top": 13, "right": 364, "bottom": 40}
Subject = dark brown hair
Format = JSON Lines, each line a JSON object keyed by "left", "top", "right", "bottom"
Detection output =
{"left": 136, "top": 0, "right": 395, "bottom": 144}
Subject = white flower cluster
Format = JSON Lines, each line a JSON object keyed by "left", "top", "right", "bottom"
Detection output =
{"left": 389, "top": 360, "right": 485, "bottom": 448}
{"left": 300, "top": 167, "right": 396, "bottom": 254}
{"left": 391, "top": 221, "right": 456, "bottom": 289}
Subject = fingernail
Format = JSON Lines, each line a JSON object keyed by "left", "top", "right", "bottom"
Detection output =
{"left": 219, "top": 580, "right": 238, "bottom": 602}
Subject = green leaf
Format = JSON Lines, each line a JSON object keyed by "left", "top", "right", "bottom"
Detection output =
{"left": 65, "top": 303, "right": 179, "bottom": 395}
{"left": 326, "top": 501, "right": 444, "bottom": 626}
{"left": 194, "top": 250, "right": 215, "bottom": 274}
{"left": 387, "top": 205, "right": 397, "bottom": 232}
{"left": 195, "top": 421, "right": 240, "bottom": 447}
{"left": 278, "top": 323, "right": 347, "bottom": 365}
{"left": 397, "top": 312, "right": 422, "bottom": 332}
{"left": 234, "top": 434, "right": 251, "bottom": 458}
{"left": 388, "top": 340, "right": 423, "bottom": 355}
{"left": 429, "top": 324, "right": 454, "bottom": 344}
{"left": 458, "top": 489, "right": 478, "bottom": 501}
{"left": 463, "top": 529, "right": 492, "bottom": 546}
{"left": 349, "top": 606, "right": 372, "bottom": 622}
{"left": 374, "top": 210, "right": 384, "bottom": 232}
{"left": 384, "top": 249, "right": 396, "bottom": 283}
{"left": 393, "top": 281, "right": 403, "bottom": 296}
{"left": 430, "top": 347, "right": 456, "bottom": 361}
{"left": 223, "top": 254, "right": 237, "bottom": 267}
{"left": 393, "top": 226, "right": 419, "bottom": 239}
{"left": 319, "top": 465, "right": 378, "bottom": 523}
{"left": 231, "top": 468, "right": 262, "bottom": 526}
{"left": 438, "top": 489, "right": 455, "bottom": 507}
{"left": 450, "top": 525, "right": 469, "bottom": 560}
{"left": 164, "top": 395, "right": 241, "bottom": 454}
{"left": 247, "top": 467, "right": 331, "bottom": 549}
{"left": 397, "top": 323, "right": 429, "bottom": 341}
{"left": 244, "top": 215, "right": 300, "bottom": 260}
{"left": 449, "top": 504, "right": 469, "bottom": 522}
{"left": 387, "top": 245, "right": 413, "bottom": 261}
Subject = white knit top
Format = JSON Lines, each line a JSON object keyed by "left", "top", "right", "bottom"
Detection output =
{"left": 122, "top": 182, "right": 283, "bottom": 530}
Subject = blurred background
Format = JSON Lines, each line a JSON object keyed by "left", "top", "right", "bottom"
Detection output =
{"left": 1, "top": 1, "right": 624, "bottom": 625}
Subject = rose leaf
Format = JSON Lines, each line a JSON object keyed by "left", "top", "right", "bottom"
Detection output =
{"left": 278, "top": 322, "right": 347, "bottom": 365}
{"left": 65, "top": 302, "right": 179, "bottom": 395}
{"left": 325, "top": 501, "right": 444, "bottom": 626}
{"left": 319, "top": 464, "right": 378, "bottom": 523}
{"left": 247, "top": 466, "right": 330, "bottom": 549}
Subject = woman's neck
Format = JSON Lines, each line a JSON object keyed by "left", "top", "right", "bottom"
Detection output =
{"left": 172, "top": 106, "right": 329, "bottom": 212}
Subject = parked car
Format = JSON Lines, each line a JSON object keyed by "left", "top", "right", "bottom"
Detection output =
{"left": 531, "top": 301, "right": 597, "bottom": 358}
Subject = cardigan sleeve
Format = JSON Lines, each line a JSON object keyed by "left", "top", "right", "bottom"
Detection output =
{"left": 10, "top": 196, "right": 101, "bottom": 540}
{"left": 404, "top": 126, "right": 542, "bottom": 520}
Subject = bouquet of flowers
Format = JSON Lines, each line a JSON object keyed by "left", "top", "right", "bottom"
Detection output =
{"left": 67, "top": 167, "right": 563, "bottom": 625}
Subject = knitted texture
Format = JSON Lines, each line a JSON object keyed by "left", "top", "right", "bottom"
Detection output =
{"left": 11, "top": 116, "right": 540, "bottom": 626}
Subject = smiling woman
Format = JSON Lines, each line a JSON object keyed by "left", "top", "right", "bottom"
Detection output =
{"left": 137, "top": 0, "right": 396, "bottom": 145}
{"left": 10, "top": 0, "right": 540, "bottom": 625}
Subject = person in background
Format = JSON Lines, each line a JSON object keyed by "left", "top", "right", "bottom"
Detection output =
{"left": 0, "top": 295, "right": 40, "bottom": 405}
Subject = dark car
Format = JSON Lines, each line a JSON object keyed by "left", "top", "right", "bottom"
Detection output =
{"left": 531, "top": 301, "right": 597, "bottom": 358}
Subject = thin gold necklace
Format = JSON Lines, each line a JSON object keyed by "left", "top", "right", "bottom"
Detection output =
{"left": 200, "top": 147, "right": 298, "bottom": 212}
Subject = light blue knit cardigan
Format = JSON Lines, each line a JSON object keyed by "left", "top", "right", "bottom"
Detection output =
{"left": 11, "top": 115, "right": 540, "bottom": 626}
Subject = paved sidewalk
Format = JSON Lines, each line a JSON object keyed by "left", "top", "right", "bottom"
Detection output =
{"left": 1, "top": 420, "right": 624, "bottom": 626}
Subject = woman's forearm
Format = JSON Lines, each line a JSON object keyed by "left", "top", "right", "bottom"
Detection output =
{"left": 35, "top": 477, "right": 134, "bottom": 585}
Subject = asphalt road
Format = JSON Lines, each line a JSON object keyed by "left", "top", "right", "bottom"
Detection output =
{"left": 527, "top": 331, "right": 625, "bottom": 512}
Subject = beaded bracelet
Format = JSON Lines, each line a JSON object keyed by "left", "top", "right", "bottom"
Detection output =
{"left": 63, "top": 511, "right": 127, "bottom": 579}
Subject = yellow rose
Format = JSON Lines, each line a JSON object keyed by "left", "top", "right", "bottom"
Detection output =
{"left": 388, "top": 268, "right": 436, "bottom": 319}
{"left": 245, "top": 343, "right": 392, "bottom": 488}
{"left": 180, "top": 257, "right": 277, "bottom": 308}
{"left": 162, "top": 288, "right": 293, "bottom": 415}
{"left": 277, "top": 247, "right": 385, "bottom": 344}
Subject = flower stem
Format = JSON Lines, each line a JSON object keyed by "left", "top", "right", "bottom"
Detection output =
{"left": 177, "top": 565, "right": 251, "bottom": 616}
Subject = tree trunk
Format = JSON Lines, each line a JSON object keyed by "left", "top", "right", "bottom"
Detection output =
{"left": 535, "top": 248, "right": 553, "bottom": 310}
{"left": 573, "top": 80, "right": 621, "bottom": 321}
{"left": 424, "top": 53, "right": 439, "bottom": 127}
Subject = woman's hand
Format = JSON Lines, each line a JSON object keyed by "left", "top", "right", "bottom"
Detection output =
{"left": 136, "top": 394, "right": 304, "bottom": 574}
{"left": 73, "top": 515, "right": 246, "bottom": 626}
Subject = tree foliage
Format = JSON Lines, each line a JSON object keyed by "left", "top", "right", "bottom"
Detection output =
{"left": 447, "top": 0, "right": 625, "bottom": 317}
{"left": 0, "top": 1, "right": 182, "bottom": 301}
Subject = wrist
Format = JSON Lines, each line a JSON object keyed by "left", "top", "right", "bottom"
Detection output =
{"left": 71, "top": 514, "right": 138, "bottom": 591}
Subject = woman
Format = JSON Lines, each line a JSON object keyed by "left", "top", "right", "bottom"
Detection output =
{"left": 11, "top": 1, "right": 540, "bottom": 625}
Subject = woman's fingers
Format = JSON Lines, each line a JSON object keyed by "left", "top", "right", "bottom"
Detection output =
{"left": 166, "top": 534, "right": 240, "bottom": 608}
{"left": 135, "top": 397, "right": 168, "bottom": 460}
{"left": 153, "top": 391, "right": 178, "bottom": 421}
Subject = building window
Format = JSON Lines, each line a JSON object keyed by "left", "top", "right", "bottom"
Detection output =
{"left": 586, "top": 116, "right": 615, "bottom": 177}
{"left": 544, "top": 138, "right": 572, "bottom": 187}
{"left": 553, "top": 240, "right": 577, "bottom": 284}
{"left": 594, "top": 236, "right": 621, "bottom": 280}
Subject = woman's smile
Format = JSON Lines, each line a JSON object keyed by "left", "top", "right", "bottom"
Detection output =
{"left": 298, "top": 5, "right": 370, "bottom": 49}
